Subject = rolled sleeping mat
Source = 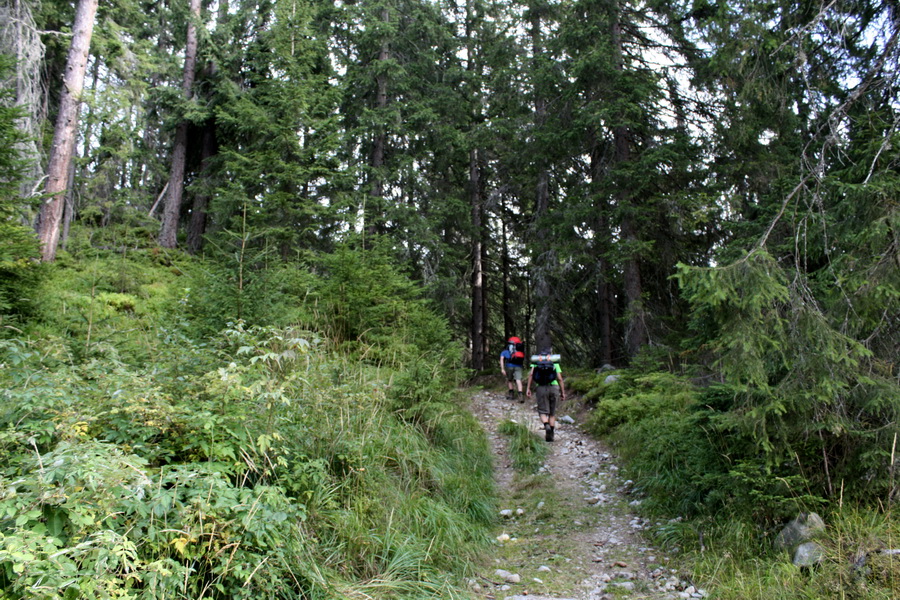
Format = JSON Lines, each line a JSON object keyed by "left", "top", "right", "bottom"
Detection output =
{"left": 530, "top": 354, "right": 561, "bottom": 363}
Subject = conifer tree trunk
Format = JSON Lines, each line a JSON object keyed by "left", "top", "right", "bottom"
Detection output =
{"left": 159, "top": 0, "right": 201, "bottom": 248}
{"left": 470, "top": 148, "right": 485, "bottom": 369}
{"left": 501, "top": 218, "right": 514, "bottom": 338}
{"left": 366, "top": 6, "right": 390, "bottom": 240}
{"left": 611, "top": 11, "right": 647, "bottom": 357}
{"left": 186, "top": 2, "right": 228, "bottom": 255}
{"left": 529, "top": 4, "right": 553, "bottom": 353}
{"left": 186, "top": 121, "right": 216, "bottom": 254}
{"left": 481, "top": 237, "right": 490, "bottom": 358}
{"left": 36, "top": 0, "right": 98, "bottom": 262}
{"left": 465, "top": 0, "right": 490, "bottom": 369}
{"left": 591, "top": 148, "right": 614, "bottom": 364}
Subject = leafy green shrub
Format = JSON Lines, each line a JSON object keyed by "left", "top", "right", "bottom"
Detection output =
{"left": 0, "top": 242, "right": 495, "bottom": 599}
{"left": 675, "top": 251, "right": 899, "bottom": 505}
{"left": 585, "top": 374, "right": 829, "bottom": 526}
{"left": 564, "top": 369, "right": 609, "bottom": 399}
{"left": 183, "top": 259, "right": 319, "bottom": 335}
{"left": 17, "top": 251, "right": 196, "bottom": 366}
{"left": 0, "top": 439, "right": 330, "bottom": 600}
{"left": 585, "top": 371, "right": 694, "bottom": 435}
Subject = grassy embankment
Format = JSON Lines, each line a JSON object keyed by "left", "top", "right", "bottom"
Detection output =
{"left": 0, "top": 245, "right": 496, "bottom": 599}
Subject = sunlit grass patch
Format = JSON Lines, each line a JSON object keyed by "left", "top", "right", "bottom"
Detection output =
{"left": 498, "top": 418, "right": 548, "bottom": 474}
{"left": 685, "top": 507, "right": 899, "bottom": 600}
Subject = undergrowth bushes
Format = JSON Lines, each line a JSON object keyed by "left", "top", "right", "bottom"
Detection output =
{"left": 0, "top": 246, "right": 492, "bottom": 599}
{"left": 583, "top": 365, "right": 898, "bottom": 598}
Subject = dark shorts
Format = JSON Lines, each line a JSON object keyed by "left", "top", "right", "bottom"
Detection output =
{"left": 506, "top": 365, "right": 524, "bottom": 382}
{"left": 536, "top": 385, "right": 559, "bottom": 416}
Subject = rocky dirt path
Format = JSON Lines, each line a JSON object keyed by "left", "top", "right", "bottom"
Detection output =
{"left": 468, "top": 388, "right": 706, "bottom": 600}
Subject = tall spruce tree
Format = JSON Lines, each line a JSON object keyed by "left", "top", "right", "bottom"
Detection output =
{"left": 204, "top": 0, "right": 341, "bottom": 259}
{"left": 674, "top": 0, "right": 900, "bottom": 500}
{"left": 541, "top": 0, "right": 710, "bottom": 364}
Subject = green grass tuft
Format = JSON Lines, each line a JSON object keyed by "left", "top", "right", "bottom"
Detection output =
{"left": 498, "top": 419, "right": 548, "bottom": 474}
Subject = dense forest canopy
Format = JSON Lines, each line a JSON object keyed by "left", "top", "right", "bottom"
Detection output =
{"left": 0, "top": 0, "right": 895, "bottom": 490}
{"left": 0, "top": 0, "right": 895, "bottom": 360}
{"left": 1, "top": 0, "right": 896, "bottom": 402}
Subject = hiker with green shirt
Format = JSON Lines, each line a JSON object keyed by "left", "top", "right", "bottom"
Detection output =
{"left": 525, "top": 349, "right": 566, "bottom": 442}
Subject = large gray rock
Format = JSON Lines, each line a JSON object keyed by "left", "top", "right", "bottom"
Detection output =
{"left": 494, "top": 569, "right": 521, "bottom": 583}
{"left": 793, "top": 541, "right": 826, "bottom": 567}
{"left": 774, "top": 512, "right": 826, "bottom": 551}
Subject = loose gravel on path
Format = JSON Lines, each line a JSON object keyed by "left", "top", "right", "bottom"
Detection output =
{"left": 468, "top": 388, "right": 706, "bottom": 600}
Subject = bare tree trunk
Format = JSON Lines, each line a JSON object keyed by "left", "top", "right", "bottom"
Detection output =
{"left": 60, "top": 154, "right": 76, "bottom": 250}
{"left": 533, "top": 165, "right": 553, "bottom": 353}
{"left": 36, "top": 0, "right": 98, "bottom": 262}
{"left": 1, "top": 0, "right": 44, "bottom": 197}
{"left": 597, "top": 252, "right": 614, "bottom": 364}
{"left": 589, "top": 131, "right": 614, "bottom": 365}
{"left": 481, "top": 234, "right": 490, "bottom": 360}
{"left": 529, "top": 5, "right": 554, "bottom": 353}
{"left": 501, "top": 218, "right": 513, "bottom": 338}
{"left": 620, "top": 214, "right": 647, "bottom": 356}
{"left": 159, "top": 0, "right": 201, "bottom": 248}
{"left": 470, "top": 148, "right": 485, "bottom": 370}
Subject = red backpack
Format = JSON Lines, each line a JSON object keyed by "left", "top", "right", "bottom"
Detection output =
{"left": 506, "top": 337, "right": 525, "bottom": 366}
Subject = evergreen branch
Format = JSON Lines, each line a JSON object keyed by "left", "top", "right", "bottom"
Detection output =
{"left": 864, "top": 114, "right": 899, "bottom": 185}
{"left": 4, "top": 17, "right": 75, "bottom": 38}
{"left": 756, "top": 17, "right": 900, "bottom": 255}
{"left": 769, "top": 0, "right": 840, "bottom": 57}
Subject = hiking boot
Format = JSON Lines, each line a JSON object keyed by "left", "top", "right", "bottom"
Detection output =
{"left": 545, "top": 426, "right": 554, "bottom": 442}
{"left": 518, "top": 392, "right": 525, "bottom": 403}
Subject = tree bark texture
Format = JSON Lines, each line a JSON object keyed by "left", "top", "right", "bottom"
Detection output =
{"left": 37, "top": 0, "right": 98, "bottom": 262}
{"left": 590, "top": 131, "right": 614, "bottom": 365}
{"left": 611, "top": 11, "right": 647, "bottom": 358}
{"left": 159, "top": 0, "right": 201, "bottom": 248}
{"left": 530, "top": 6, "right": 553, "bottom": 354}
{"left": 366, "top": 6, "right": 390, "bottom": 241}
{"left": 187, "top": 121, "right": 217, "bottom": 254}
{"left": 501, "top": 218, "right": 513, "bottom": 339}
{"left": 470, "top": 148, "right": 485, "bottom": 370}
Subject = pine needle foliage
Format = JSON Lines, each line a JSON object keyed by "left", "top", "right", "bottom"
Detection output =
{"left": 0, "top": 55, "right": 40, "bottom": 318}
{"left": 675, "top": 249, "right": 898, "bottom": 505}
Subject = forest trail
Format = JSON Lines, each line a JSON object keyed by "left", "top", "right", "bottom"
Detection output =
{"left": 468, "top": 388, "right": 706, "bottom": 600}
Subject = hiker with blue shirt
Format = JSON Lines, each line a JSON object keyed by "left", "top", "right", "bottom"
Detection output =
{"left": 526, "top": 349, "right": 566, "bottom": 442}
{"left": 500, "top": 336, "right": 526, "bottom": 402}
